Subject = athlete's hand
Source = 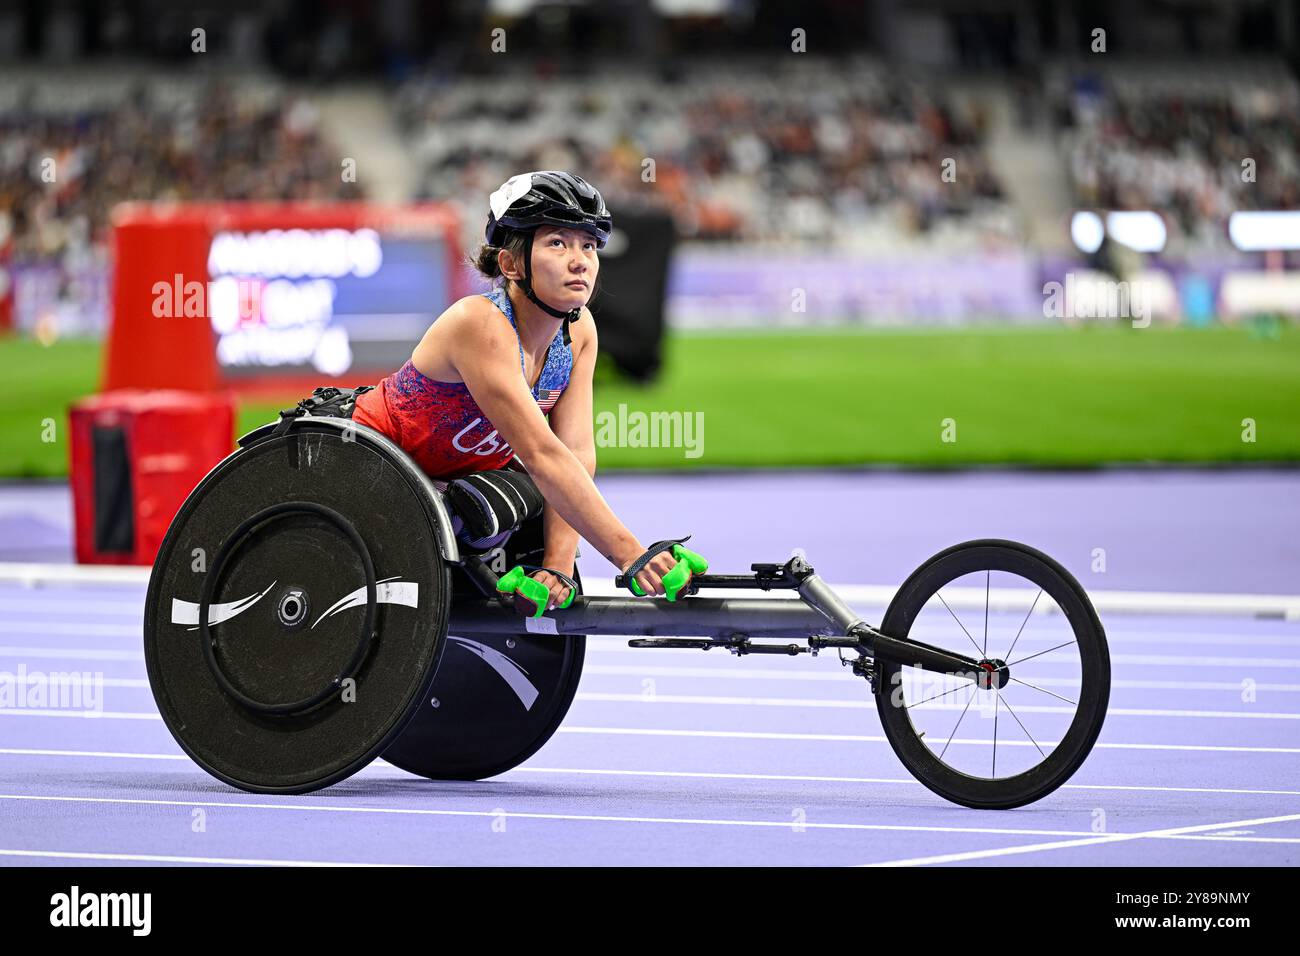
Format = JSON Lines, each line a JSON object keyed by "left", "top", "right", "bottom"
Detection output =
{"left": 625, "top": 551, "right": 678, "bottom": 597}
{"left": 530, "top": 569, "right": 572, "bottom": 611}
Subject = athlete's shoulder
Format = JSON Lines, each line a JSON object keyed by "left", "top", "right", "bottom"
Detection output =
{"left": 438, "top": 294, "right": 517, "bottom": 347}
{"left": 571, "top": 305, "right": 598, "bottom": 354}
{"left": 441, "top": 292, "right": 501, "bottom": 323}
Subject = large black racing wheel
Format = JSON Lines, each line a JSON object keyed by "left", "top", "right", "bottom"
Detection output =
{"left": 874, "top": 539, "right": 1110, "bottom": 809}
{"left": 144, "top": 419, "right": 454, "bottom": 794}
{"left": 382, "top": 513, "right": 586, "bottom": 781}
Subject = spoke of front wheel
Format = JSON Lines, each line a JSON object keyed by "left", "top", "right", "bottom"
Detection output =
{"left": 1009, "top": 675, "right": 1078, "bottom": 707}
{"left": 938, "top": 685, "right": 977, "bottom": 761}
{"left": 992, "top": 691, "right": 999, "bottom": 777}
{"left": 1002, "top": 588, "right": 1044, "bottom": 664}
{"left": 906, "top": 679, "right": 972, "bottom": 711}
{"left": 983, "top": 571, "right": 990, "bottom": 657}
{"left": 1008, "top": 639, "right": 1077, "bottom": 668}
{"left": 998, "top": 691, "right": 1046, "bottom": 757}
{"left": 936, "top": 592, "right": 985, "bottom": 658}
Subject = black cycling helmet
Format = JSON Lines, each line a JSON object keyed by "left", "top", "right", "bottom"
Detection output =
{"left": 486, "top": 170, "right": 613, "bottom": 249}
{"left": 484, "top": 171, "right": 612, "bottom": 342}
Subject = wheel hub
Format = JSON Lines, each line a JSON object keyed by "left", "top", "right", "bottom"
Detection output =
{"left": 277, "top": 587, "right": 310, "bottom": 630}
{"left": 975, "top": 658, "right": 1010, "bottom": 690}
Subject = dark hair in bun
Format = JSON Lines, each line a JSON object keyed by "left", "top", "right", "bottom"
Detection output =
{"left": 468, "top": 230, "right": 531, "bottom": 284}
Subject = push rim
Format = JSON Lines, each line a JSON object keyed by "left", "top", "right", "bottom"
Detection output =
{"left": 198, "top": 501, "right": 378, "bottom": 717}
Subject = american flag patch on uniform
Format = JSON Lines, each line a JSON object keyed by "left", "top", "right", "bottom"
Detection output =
{"left": 536, "top": 388, "right": 561, "bottom": 412}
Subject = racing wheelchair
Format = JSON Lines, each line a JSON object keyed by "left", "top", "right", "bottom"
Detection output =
{"left": 144, "top": 388, "right": 1111, "bottom": 810}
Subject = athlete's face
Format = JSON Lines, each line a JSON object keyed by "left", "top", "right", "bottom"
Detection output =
{"left": 528, "top": 226, "right": 599, "bottom": 311}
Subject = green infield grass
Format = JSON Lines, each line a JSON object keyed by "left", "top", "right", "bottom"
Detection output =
{"left": 2, "top": 323, "right": 1296, "bottom": 477}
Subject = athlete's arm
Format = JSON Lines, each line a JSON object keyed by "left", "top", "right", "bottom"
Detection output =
{"left": 446, "top": 298, "right": 672, "bottom": 594}
{"left": 530, "top": 309, "right": 597, "bottom": 605}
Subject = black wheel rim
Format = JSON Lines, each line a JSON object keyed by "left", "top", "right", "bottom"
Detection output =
{"left": 144, "top": 421, "right": 452, "bottom": 794}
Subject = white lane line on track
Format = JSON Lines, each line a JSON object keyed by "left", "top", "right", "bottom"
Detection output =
{"left": 571, "top": 693, "right": 1300, "bottom": 721}
{"left": 6, "top": 748, "right": 1300, "bottom": 797}
{"left": 0, "top": 563, "right": 149, "bottom": 586}
{"left": 0, "top": 710, "right": 160, "bottom": 720}
{"left": 2, "top": 711, "right": 1298, "bottom": 753}
{"left": 4, "top": 677, "right": 147, "bottom": 689}
{"left": 861, "top": 811, "right": 1300, "bottom": 867}
{"left": 552, "top": 727, "right": 1300, "bottom": 754}
{"left": 8, "top": 794, "right": 1300, "bottom": 851}
{"left": 66, "top": 667, "right": 1300, "bottom": 697}
{"left": 0, "top": 623, "right": 144, "bottom": 638}
{"left": 1170, "top": 834, "right": 1300, "bottom": 844}
{"left": 587, "top": 646, "right": 1300, "bottom": 667}
{"left": 0, "top": 646, "right": 143, "bottom": 661}
{"left": 501, "top": 768, "right": 1300, "bottom": 797}
{"left": 0, "top": 849, "right": 397, "bottom": 867}
{"left": 4, "top": 655, "right": 1300, "bottom": 695}
{"left": 44, "top": 681, "right": 1300, "bottom": 719}
{"left": 2, "top": 609, "right": 1295, "bottom": 637}
{"left": 3, "top": 561, "right": 1299, "bottom": 617}
{"left": 0, "top": 601, "right": 144, "bottom": 617}
{"left": 863, "top": 629, "right": 1300, "bottom": 649}
{"left": 3, "top": 610, "right": 1297, "bottom": 657}
{"left": 850, "top": 585, "right": 1300, "bottom": 620}
{"left": 3, "top": 612, "right": 1298, "bottom": 648}
{"left": 584, "top": 667, "right": 1300, "bottom": 691}
{"left": 0, "top": 794, "right": 1109, "bottom": 838}
{"left": 7, "top": 643, "right": 1300, "bottom": 670}
{"left": 0, "top": 748, "right": 189, "bottom": 760}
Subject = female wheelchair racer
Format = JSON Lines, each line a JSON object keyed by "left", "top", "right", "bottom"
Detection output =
{"left": 351, "top": 169, "right": 678, "bottom": 607}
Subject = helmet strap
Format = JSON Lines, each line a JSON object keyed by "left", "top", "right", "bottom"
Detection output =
{"left": 517, "top": 231, "right": 580, "bottom": 346}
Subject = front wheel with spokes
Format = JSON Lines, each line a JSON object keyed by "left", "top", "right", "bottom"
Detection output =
{"left": 874, "top": 539, "right": 1110, "bottom": 809}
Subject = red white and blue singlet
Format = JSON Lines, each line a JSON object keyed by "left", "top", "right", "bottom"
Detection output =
{"left": 353, "top": 288, "right": 573, "bottom": 479}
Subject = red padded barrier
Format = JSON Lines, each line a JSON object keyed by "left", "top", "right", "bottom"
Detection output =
{"left": 70, "top": 390, "right": 235, "bottom": 565}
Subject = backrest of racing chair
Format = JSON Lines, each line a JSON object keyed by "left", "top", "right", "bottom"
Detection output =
{"left": 270, "top": 385, "right": 375, "bottom": 438}
{"left": 248, "top": 385, "right": 547, "bottom": 569}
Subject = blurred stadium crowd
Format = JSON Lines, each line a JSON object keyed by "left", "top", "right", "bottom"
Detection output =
{"left": 0, "top": 0, "right": 1297, "bottom": 335}
{"left": 5, "top": 60, "right": 1297, "bottom": 267}
{"left": 1061, "top": 68, "right": 1300, "bottom": 249}
{"left": 0, "top": 82, "right": 359, "bottom": 266}
{"left": 0, "top": 78, "right": 361, "bottom": 335}
{"left": 397, "top": 60, "right": 1011, "bottom": 249}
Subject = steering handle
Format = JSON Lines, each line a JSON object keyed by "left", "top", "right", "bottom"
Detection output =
{"left": 615, "top": 542, "right": 710, "bottom": 602}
